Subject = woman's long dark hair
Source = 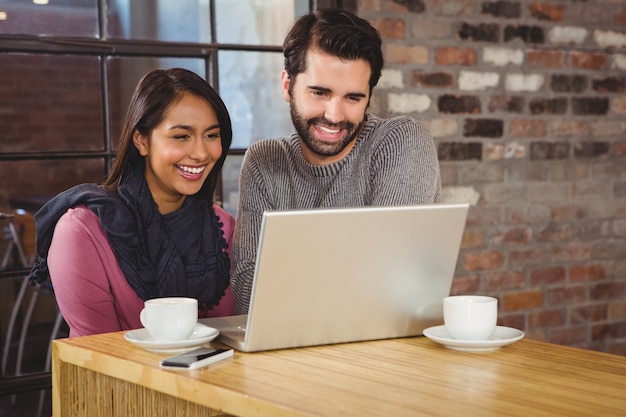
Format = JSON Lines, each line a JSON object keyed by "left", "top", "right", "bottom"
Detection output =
{"left": 103, "top": 68, "right": 232, "bottom": 202}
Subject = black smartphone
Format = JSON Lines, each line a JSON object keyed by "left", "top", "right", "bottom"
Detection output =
{"left": 160, "top": 347, "right": 233, "bottom": 370}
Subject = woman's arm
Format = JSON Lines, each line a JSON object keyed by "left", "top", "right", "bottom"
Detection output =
{"left": 204, "top": 204, "right": 236, "bottom": 317}
{"left": 48, "top": 207, "right": 139, "bottom": 337}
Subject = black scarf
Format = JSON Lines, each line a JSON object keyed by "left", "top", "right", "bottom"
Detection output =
{"left": 28, "top": 163, "right": 230, "bottom": 312}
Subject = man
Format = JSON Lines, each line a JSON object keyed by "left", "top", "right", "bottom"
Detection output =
{"left": 231, "top": 8, "right": 441, "bottom": 313}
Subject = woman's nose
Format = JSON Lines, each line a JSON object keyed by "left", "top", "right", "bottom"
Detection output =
{"left": 188, "top": 137, "right": 209, "bottom": 160}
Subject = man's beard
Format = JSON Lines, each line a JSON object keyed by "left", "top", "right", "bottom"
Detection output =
{"left": 289, "top": 100, "right": 364, "bottom": 158}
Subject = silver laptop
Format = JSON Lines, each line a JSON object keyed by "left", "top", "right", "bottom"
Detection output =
{"left": 201, "top": 203, "right": 469, "bottom": 352}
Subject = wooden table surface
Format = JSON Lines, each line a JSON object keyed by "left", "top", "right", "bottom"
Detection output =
{"left": 52, "top": 331, "right": 626, "bottom": 417}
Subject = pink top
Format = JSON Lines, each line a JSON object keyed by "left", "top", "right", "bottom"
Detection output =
{"left": 47, "top": 205, "right": 235, "bottom": 337}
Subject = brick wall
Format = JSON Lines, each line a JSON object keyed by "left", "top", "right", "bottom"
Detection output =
{"left": 360, "top": 0, "right": 626, "bottom": 354}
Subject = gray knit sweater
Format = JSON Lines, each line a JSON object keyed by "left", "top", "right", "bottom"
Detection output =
{"left": 231, "top": 113, "right": 441, "bottom": 313}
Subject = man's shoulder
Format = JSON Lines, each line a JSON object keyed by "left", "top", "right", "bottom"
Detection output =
{"left": 245, "top": 136, "right": 298, "bottom": 163}
{"left": 367, "top": 113, "right": 424, "bottom": 131}
{"left": 247, "top": 136, "right": 293, "bottom": 152}
{"left": 363, "top": 114, "right": 430, "bottom": 145}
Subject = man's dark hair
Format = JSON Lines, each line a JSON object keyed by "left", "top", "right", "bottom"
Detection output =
{"left": 283, "top": 8, "right": 384, "bottom": 95}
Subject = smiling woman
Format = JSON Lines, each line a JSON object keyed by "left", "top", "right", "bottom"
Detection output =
{"left": 26, "top": 68, "right": 236, "bottom": 339}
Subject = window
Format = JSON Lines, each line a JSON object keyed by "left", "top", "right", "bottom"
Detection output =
{"left": 0, "top": 0, "right": 325, "bottom": 219}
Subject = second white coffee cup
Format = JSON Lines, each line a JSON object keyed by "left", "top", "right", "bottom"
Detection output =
{"left": 140, "top": 297, "right": 198, "bottom": 342}
{"left": 443, "top": 295, "right": 498, "bottom": 341}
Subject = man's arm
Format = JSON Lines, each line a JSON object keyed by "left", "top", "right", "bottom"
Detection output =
{"left": 230, "top": 151, "right": 270, "bottom": 314}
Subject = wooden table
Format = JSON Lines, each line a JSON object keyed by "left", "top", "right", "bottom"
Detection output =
{"left": 52, "top": 331, "right": 626, "bottom": 417}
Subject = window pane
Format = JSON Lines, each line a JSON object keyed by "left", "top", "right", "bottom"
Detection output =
{"left": 106, "top": 0, "right": 211, "bottom": 42}
{"left": 219, "top": 50, "right": 292, "bottom": 149}
{"left": 106, "top": 57, "right": 208, "bottom": 148}
{"left": 221, "top": 154, "right": 243, "bottom": 217}
{"left": 0, "top": 159, "right": 105, "bottom": 211}
{"left": 215, "top": 0, "right": 308, "bottom": 45}
{"left": 0, "top": 0, "right": 99, "bottom": 37}
{"left": 0, "top": 53, "right": 103, "bottom": 152}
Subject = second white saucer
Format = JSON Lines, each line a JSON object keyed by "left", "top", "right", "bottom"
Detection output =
{"left": 423, "top": 325, "right": 524, "bottom": 352}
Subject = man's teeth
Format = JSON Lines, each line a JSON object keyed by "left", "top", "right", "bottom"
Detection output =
{"left": 179, "top": 165, "right": 205, "bottom": 174}
{"left": 317, "top": 125, "right": 340, "bottom": 134}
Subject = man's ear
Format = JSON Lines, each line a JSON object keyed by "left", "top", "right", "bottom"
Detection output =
{"left": 133, "top": 131, "right": 149, "bottom": 156}
{"left": 280, "top": 70, "right": 291, "bottom": 102}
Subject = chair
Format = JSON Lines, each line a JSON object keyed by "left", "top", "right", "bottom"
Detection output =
{"left": 0, "top": 210, "right": 66, "bottom": 416}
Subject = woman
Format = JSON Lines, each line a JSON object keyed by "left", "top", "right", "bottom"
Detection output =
{"left": 28, "top": 68, "right": 234, "bottom": 337}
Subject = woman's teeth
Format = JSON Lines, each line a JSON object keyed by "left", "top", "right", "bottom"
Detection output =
{"left": 178, "top": 165, "right": 205, "bottom": 174}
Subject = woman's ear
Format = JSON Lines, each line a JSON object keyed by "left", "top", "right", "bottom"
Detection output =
{"left": 280, "top": 70, "right": 291, "bottom": 102}
{"left": 133, "top": 131, "right": 149, "bottom": 156}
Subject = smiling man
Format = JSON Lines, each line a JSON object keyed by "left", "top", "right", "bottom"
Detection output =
{"left": 231, "top": 8, "right": 441, "bottom": 314}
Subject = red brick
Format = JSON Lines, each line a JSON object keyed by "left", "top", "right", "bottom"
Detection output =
{"left": 571, "top": 304, "right": 608, "bottom": 323}
{"left": 590, "top": 281, "right": 626, "bottom": 301}
{"left": 570, "top": 264, "right": 607, "bottom": 282}
{"left": 548, "top": 326, "right": 588, "bottom": 345}
{"left": 552, "top": 120, "right": 590, "bottom": 137}
{"left": 613, "top": 141, "right": 626, "bottom": 156}
{"left": 610, "top": 321, "right": 626, "bottom": 338}
{"left": 550, "top": 244, "right": 592, "bottom": 263}
{"left": 504, "top": 204, "right": 551, "bottom": 225}
{"left": 483, "top": 271, "right": 526, "bottom": 291}
{"left": 571, "top": 52, "right": 607, "bottom": 70}
{"left": 529, "top": 2, "right": 565, "bottom": 21}
{"left": 491, "top": 227, "right": 532, "bottom": 245}
{"left": 529, "top": 308, "right": 566, "bottom": 328}
{"left": 463, "top": 251, "right": 504, "bottom": 270}
{"left": 591, "top": 240, "right": 626, "bottom": 259}
{"left": 610, "top": 302, "right": 626, "bottom": 319}
{"left": 537, "top": 224, "right": 575, "bottom": 243}
{"left": 509, "top": 249, "right": 550, "bottom": 268}
{"left": 466, "top": 207, "right": 502, "bottom": 227}
{"left": 529, "top": 266, "right": 566, "bottom": 286}
{"left": 499, "top": 313, "right": 526, "bottom": 330}
{"left": 411, "top": 72, "right": 454, "bottom": 88}
{"left": 592, "top": 323, "right": 610, "bottom": 341}
{"left": 449, "top": 274, "right": 480, "bottom": 294}
{"left": 612, "top": 96, "right": 626, "bottom": 113}
{"left": 430, "top": 0, "right": 474, "bottom": 17}
{"left": 460, "top": 229, "right": 485, "bottom": 249}
{"left": 435, "top": 47, "right": 476, "bottom": 66}
{"left": 614, "top": 10, "right": 626, "bottom": 26}
{"left": 503, "top": 290, "right": 544, "bottom": 312}
{"left": 609, "top": 341, "right": 626, "bottom": 356}
{"left": 509, "top": 119, "right": 547, "bottom": 137}
{"left": 384, "top": 44, "right": 428, "bottom": 64}
{"left": 527, "top": 49, "right": 565, "bottom": 68}
{"left": 550, "top": 204, "right": 586, "bottom": 221}
{"left": 375, "top": 18, "right": 405, "bottom": 39}
{"left": 546, "top": 285, "right": 588, "bottom": 306}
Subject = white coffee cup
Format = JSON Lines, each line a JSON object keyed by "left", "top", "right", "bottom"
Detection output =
{"left": 443, "top": 295, "right": 498, "bottom": 341}
{"left": 139, "top": 297, "right": 198, "bottom": 342}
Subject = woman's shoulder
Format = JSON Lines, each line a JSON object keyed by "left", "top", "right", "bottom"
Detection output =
{"left": 212, "top": 204, "right": 235, "bottom": 229}
{"left": 58, "top": 205, "right": 101, "bottom": 228}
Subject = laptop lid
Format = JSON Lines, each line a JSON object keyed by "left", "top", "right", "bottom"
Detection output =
{"left": 202, "top": 203, "right": 469, "bottom": 352}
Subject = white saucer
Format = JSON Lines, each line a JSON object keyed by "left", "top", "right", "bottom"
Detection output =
{"left": 423, "top": 325, "right": 524, "bottom": 352}
{"left": 124, "top": 323, "right": 219, "bottom": 353}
